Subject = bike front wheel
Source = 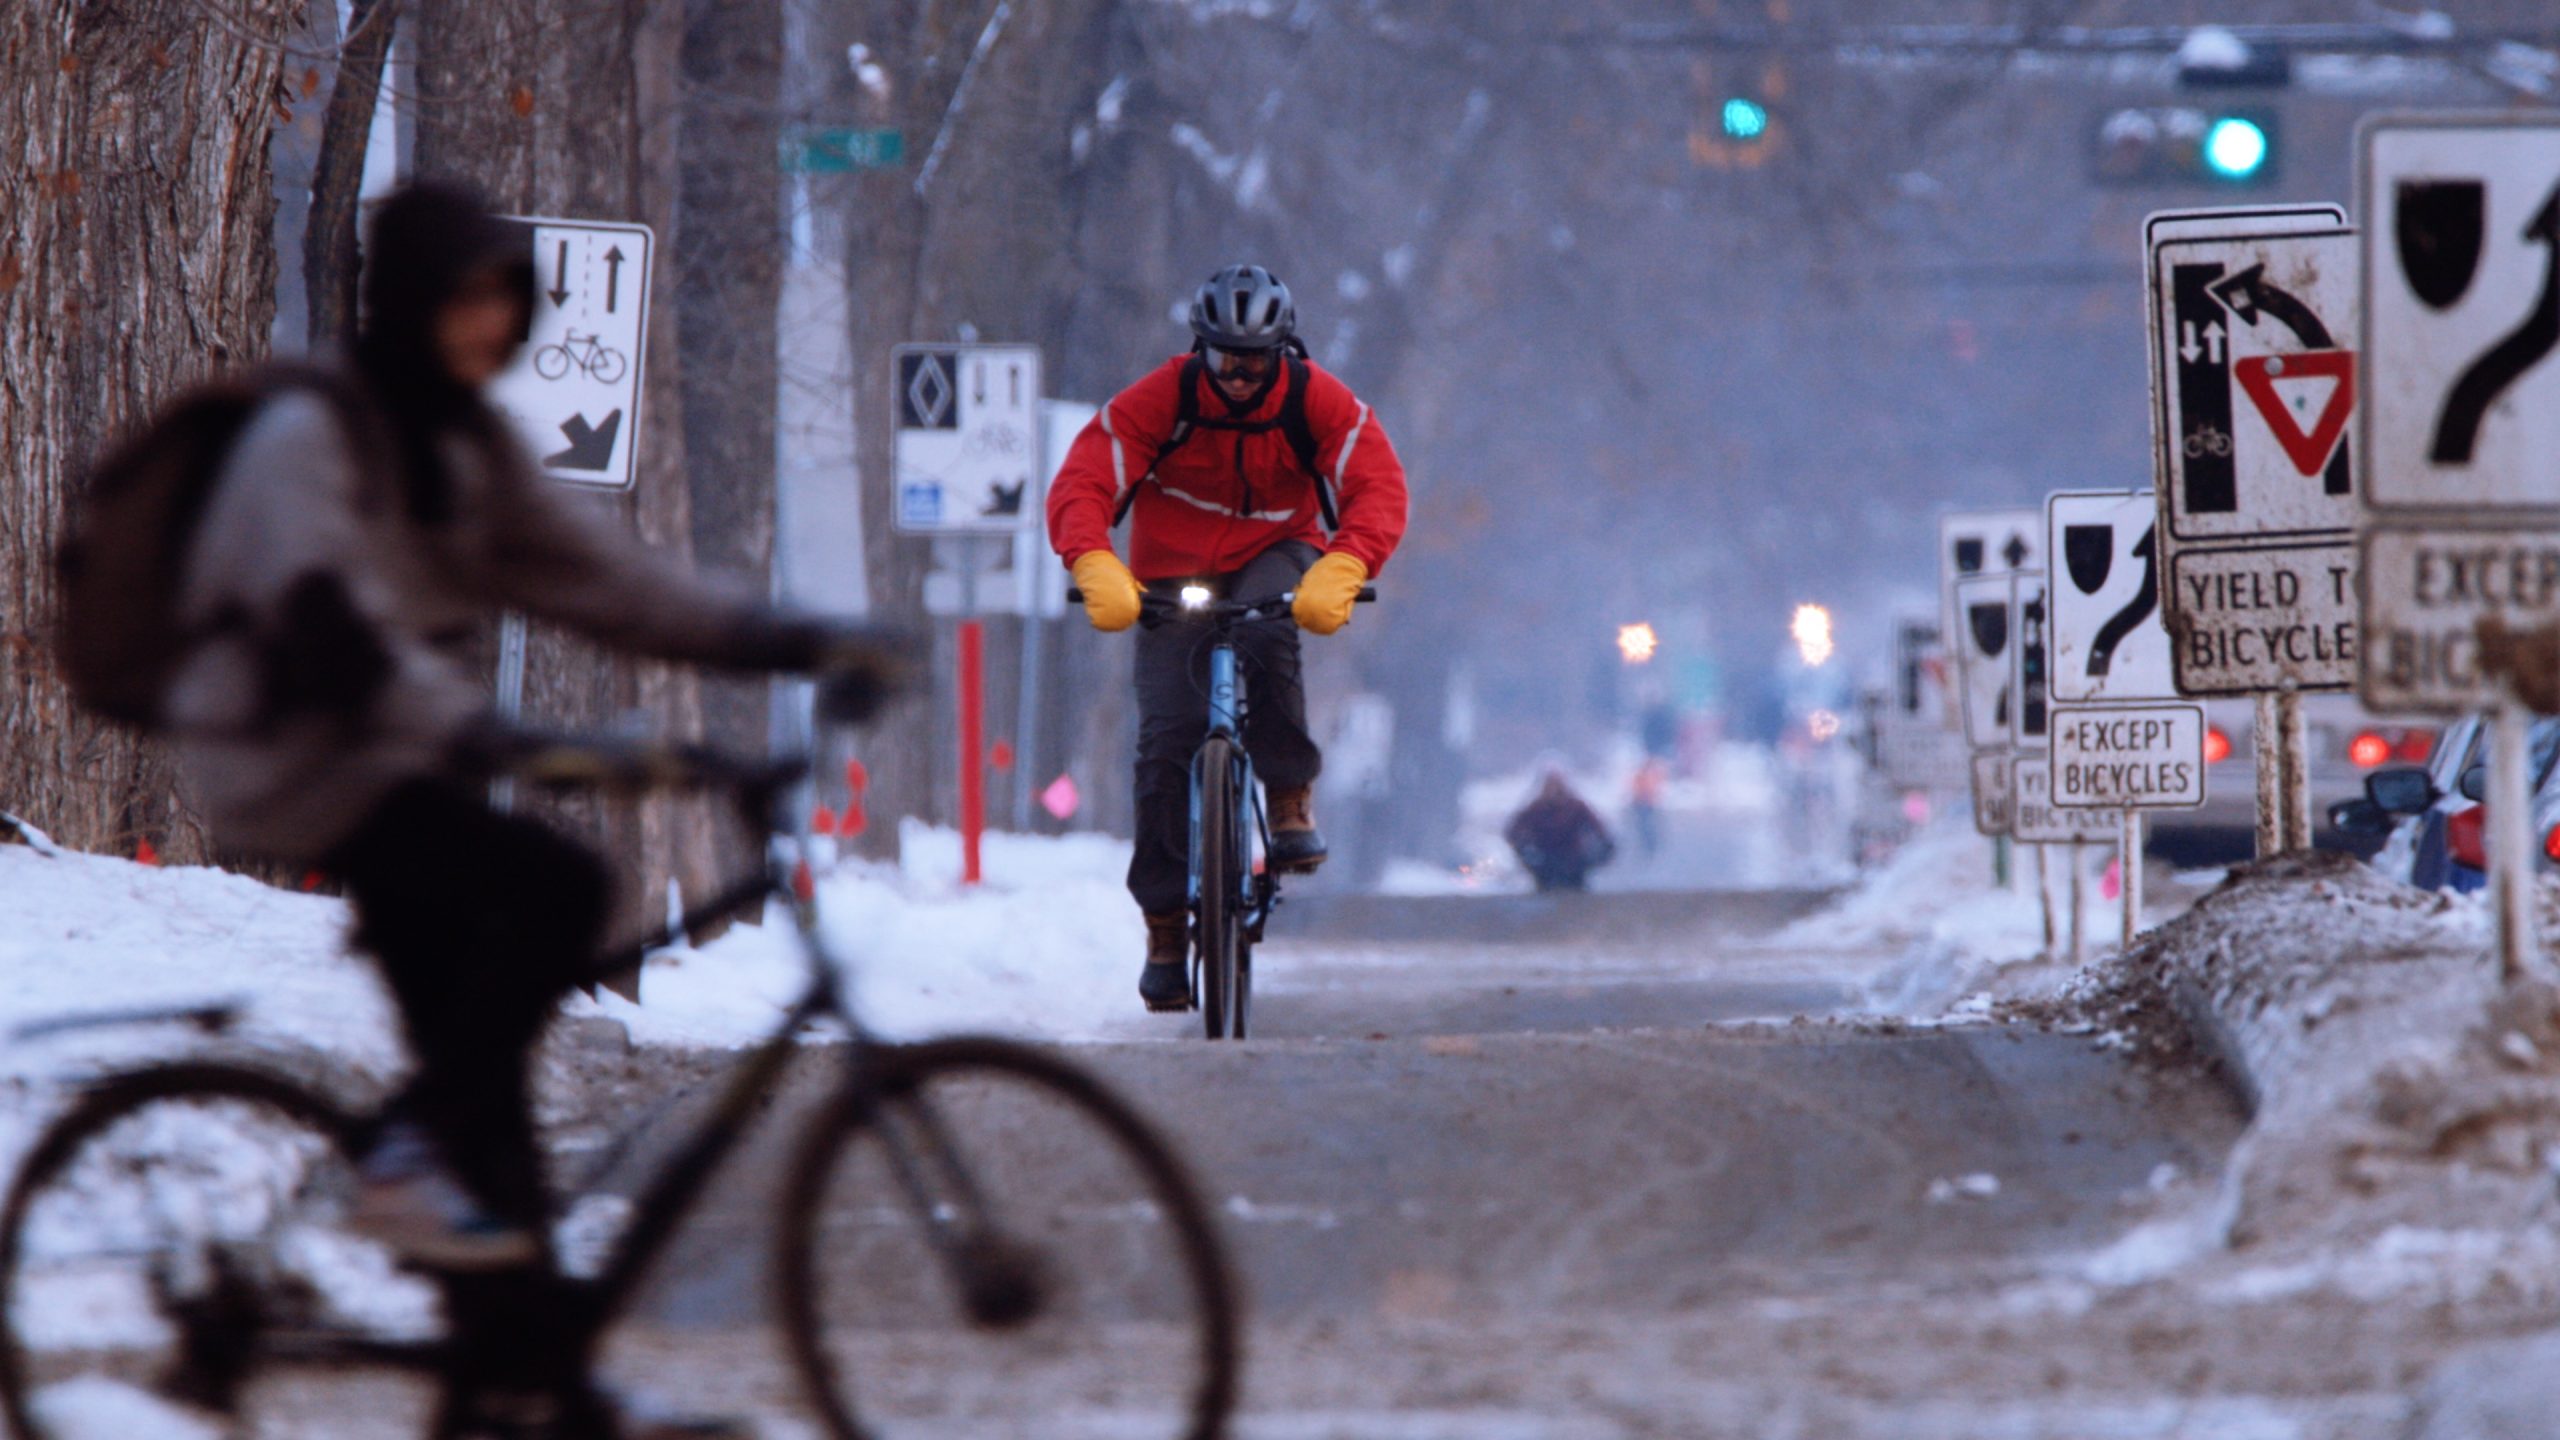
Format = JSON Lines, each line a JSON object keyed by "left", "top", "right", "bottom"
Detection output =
{"left": 774, "top": 1037, "right": 1239, "bottom": 1440}
{"left": 590, "top": 348, "right": 627, "bottom": 386}
{"left": 1194, "top": 737, "right": 1249, "bottom": 1041}
{"left": 0, "top": 1063, "right": 448, "bottom": 1440}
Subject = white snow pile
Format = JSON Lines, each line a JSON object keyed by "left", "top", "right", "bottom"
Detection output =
{"left": 587, "top": 819, "right": 1148, "bottom": 1048}
{"left": 2056, "top": 850, "right": 2560, "bottom": 1297}
{"left": 1772, "top": 819, "right": 2119, "bottom": 1014}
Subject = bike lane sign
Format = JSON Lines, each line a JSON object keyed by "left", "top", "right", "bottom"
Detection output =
{"left": 892, "top": 343, "right": 1044, "bottom": 535}
{"left": 490, "top": 217, "right": 654, "bottom": 490}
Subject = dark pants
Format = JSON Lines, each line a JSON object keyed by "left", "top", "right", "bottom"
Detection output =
{"left": 1129, "top": 541, "right": 1321, "bottom": 915}
{"left": 328, "top": 780, "right": 610, "bottom": 1229}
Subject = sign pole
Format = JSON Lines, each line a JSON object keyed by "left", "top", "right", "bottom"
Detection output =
{"left": 2492, "top": 693, "right": 2534, "bottom": 983}
{"left": 2120, "top": 811, "right": 2143, "bottom": 948}
{"left": 2036, "top": 844, "right": 2056, "bottom": 956}
{"left": 491, "top": 612, "right": 529, "bottom": 814}
{"left": 2068, "top": 842, "right": 2085, "bottom": 967}
{"left": 2276, "top": 690, "right": 2311, "bottom": 851}
{"left": 2251, "top": 693, "right": 2281, "bottom": 858}
{"left": 958, "top": 618, "right": 986, "bottom": 887}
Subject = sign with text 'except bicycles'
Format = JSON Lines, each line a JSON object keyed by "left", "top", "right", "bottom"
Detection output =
{"left": 892, "top": 344, "right": 1044, "bottom": 535}
{"left": 2358, "top": 524, "right": 2560, "bottom": 713}
{"left": 2050, "top": 702, "right": 2207, "bottom": 808}
{"left": 490, "top": 217, "right": 653, "bottom": 490}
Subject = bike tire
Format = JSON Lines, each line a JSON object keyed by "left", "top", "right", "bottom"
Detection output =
{"left": 1196, "top": 737, "right": 1244, "bottom": 1042}
{"left": 0, "top": 1062, "right": 447, "bottom": 1440}
{"left": 532, "top": 345, "right": 569, "bottom": 382}
{"left": 592, "top": 349, "right": 626, "bottom": 386}
{"left": 773, "top": 1037, "right": 1239, "bottom": 1440}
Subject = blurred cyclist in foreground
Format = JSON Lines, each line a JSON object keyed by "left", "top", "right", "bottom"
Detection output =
{"left": 150, "top": 182, "right": 901, "bottom": 1436}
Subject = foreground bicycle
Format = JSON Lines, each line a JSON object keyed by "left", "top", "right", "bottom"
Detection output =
{"left": 0, "top": 735, "right": 1238, "bottom": 1439}
{"left": 1070, "top": 582, "right": 1374, "bottom": 1040}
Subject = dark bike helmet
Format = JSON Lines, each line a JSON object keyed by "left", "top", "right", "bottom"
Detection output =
{"left": 1188, "top": 264, "right": 1296, "bottom": 351}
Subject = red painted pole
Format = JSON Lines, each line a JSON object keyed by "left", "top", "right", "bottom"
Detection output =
{"left": 958, "top": 620, "right": 985, "bottom": 886}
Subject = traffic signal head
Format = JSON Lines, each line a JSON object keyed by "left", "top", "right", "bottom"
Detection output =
{"left": 2091, "top": 106, "right": 2279, "bottom": 187}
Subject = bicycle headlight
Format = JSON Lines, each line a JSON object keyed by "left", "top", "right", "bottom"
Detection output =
{"left": 1179, "top": 584, "right": 1213, "bottom": 611}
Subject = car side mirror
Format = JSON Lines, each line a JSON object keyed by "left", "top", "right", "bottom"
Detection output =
{"left": 2366, "top": 767, "right": 2438, "bottom": 815}
{"left": 2330, "top": 797, "right": 2392, "bottom": 839}
{"left": 2459, "top": 764, "right": 2487, "bottom": 804}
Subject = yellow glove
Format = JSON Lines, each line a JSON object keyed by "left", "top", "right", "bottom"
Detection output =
{"left": 1292, "top": 552, "right": 1369, "bottom": 635}
{"left": 1071, "top": 550, "right": 1145, "bottom": 632}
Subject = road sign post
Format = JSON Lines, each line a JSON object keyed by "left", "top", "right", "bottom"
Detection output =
{"left": 490, "top": 217, "right": 654, "bottom": 490}
{"left": 2146, "top": 207, "right": 2355, "bottom": 859}
{"left": 2358, "top": 114, "right": 2560, "bottom": 980}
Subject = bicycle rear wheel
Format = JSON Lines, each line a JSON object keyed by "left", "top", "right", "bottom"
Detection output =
{"left": 775, "top": 1037, "right": 1238, "bottom": 1440}
{"left": 1194, "top": 738, "right": 1247, "bottom": 1042}
{"left": 0, "top": 1063, "right": 447, "bottom": 1440}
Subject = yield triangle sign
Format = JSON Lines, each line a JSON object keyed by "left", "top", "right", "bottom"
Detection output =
{"left": 2233, "top": 350, "right": 2355, "bottom": 478}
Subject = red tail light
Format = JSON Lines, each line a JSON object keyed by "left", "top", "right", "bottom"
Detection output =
{"left": 2398, "top": 729, "right": 2437, "bottom": 763}
{"left": 2546, "top": 823, "right": 2560, "bottom": 864}
{"left": 2349, "top": 731, "right": 2392, "bottom": 768}
{"left": 2203, "top": 727, "right": 2232, "bottom": 764}
{"left": 2449, "top": 805, "right": 2487, "bottom": 870}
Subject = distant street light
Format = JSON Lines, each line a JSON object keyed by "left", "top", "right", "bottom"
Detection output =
{"left": 1791, "top": 603, "right": 1835, "bottom": 668}
{"left": 1618, "top": 622, "right": 1659, "bottom": 665}
{"left": 1807, "top": 708, "right": 1842, "bottom": 742}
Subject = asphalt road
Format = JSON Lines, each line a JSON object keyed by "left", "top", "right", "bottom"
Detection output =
{"left": 566, "top": 888, "right": 2289, "bottom": 1437}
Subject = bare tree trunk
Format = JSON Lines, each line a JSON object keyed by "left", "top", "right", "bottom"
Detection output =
{"left": 678, "top": 0, "right": 783, "bottom": 888}
{"left": 0, "top": 0, "right": 300, "bottom": 860}
{"left": 306, "top": 0, "right": 400, "bottom": 350}
{"left": 410, "top": 0, "right": 718, "bottom": 950}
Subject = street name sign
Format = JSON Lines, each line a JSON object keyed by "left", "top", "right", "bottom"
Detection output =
{"left": 1972, "top": 750, "right": 2015, "bottom": 838}
{"left": 892, "top": 344, "right": 1043, "bottom": 535}
{"left": 2048, "top": 491, "right": 2177, "bottom": 704}
{"left": 2050, "top": 702, "right": 2207, "bottom": 808}
{"left": 2360, "top": 115, "right": 2560, "bottom": 512}
{"left": 1938, "top": 509, "right": 2041, "bottom": 656}
{"left": 2013, "top": 755, "right": 2119, "bottom": 843}
{"left": 1953, "top": 574, "right": 2016, "bottom": 749}
{"left": 490, "top": 216, "right": 653, "bottom": 490}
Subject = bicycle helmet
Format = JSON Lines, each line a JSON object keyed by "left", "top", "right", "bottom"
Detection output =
{"left": 1188, "top": 264, "right": 1296, "bottom": 351}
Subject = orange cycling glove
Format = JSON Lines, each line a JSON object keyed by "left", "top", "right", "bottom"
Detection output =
{"left": 1072, "top": 550, "right": 1145, "bottom": 632}
{"left": 1291, "top": 552, "right": 1369, "bottom": 635}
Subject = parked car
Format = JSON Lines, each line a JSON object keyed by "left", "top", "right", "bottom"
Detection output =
{"left": 2339, "top": 716, "right": 2560, "bottom": 892}
{"left": 2151, "top": 695, "right": 2440, "bottom": 866}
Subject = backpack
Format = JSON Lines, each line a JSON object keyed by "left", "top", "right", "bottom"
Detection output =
{"left": 53, "top": 365, "right": 371, "bottom": 730}
{"left": 1114, "top": 341, "right": 1340, "bottom": 531}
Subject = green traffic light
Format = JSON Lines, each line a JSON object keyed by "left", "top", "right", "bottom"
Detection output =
{"left": 2203, "top": 116, "right": 2268, "bottom": 180}
{"left": 1721, "top": 98, "right": 1769, "bottom": 141}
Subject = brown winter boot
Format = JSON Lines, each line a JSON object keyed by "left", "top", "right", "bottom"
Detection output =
{"left": 1265, "top": 785, "right": 1327, "bottom": 874}
{"left": 1139, "top": 911, "right": 1191, "bottom": 1012}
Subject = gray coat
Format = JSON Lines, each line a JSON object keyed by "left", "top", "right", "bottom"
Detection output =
{"left": 169, "top": 391, "right": 764, "bottom": 862}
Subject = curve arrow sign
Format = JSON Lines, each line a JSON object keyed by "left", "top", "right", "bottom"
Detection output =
{"left": 2432, "top": 180, "right": 2560, "bottom": 466}
{"left": 2085, "top": 527, "right": 2157, "bottom": 680}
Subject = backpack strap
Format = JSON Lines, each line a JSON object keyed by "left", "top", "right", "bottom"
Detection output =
{"left": 1111, "top": 347, "right": 1339, "bottom": 534}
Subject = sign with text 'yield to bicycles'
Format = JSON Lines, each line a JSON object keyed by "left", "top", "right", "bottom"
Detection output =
{"left": 893, "top": 344, "right": 1044, "bottom": 535}
{"left": 490, "top": 217, "right": 654, "bottom": 490}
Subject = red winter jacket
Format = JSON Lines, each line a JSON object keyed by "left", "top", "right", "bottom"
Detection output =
{"left": 1047, "top": 355, "right": 1408, "bottom": 581}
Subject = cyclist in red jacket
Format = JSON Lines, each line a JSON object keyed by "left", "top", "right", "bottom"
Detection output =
{"left": 1049, "top": 264, "right": 1409, "bottom": 1011}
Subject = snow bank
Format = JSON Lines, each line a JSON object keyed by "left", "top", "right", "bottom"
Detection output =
{"left": 580, "top": 820, "right": 1148, "bottom": 1048}
{"left": 2055, "top": 851, "right": 2560, "bottom": 1289}
{"left": 1771, "top": 819, "right": 2132, "bottom": 1014}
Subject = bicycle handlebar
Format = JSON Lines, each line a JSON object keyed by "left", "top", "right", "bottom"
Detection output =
{"left": 1063, "top": 586, "right": 1380, "bottom": 620}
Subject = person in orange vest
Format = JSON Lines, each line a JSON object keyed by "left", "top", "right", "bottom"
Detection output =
{"left": 1048, "top": 264, "right": 1410, "bottom": 1011}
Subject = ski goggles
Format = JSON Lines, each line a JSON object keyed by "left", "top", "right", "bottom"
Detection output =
{"left": 1208, "top": 346, "right": 1279, "bottom": 380}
